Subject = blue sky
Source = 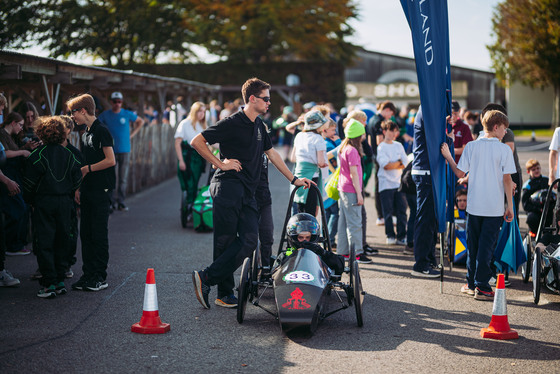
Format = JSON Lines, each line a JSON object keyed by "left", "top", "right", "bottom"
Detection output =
{"left": 349, "top": 0, "right": 502, "bottom": 71}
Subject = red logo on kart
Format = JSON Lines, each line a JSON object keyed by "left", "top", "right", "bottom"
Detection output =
{"left": 282, "top": 287, "right": 311, "bottom": 310}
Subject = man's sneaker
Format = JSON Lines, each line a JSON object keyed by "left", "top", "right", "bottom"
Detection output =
{"left": 71, "top": 276, "right": 89, "bottom": 290}
{"left": 192, "top": 270, "right": 211, "bottom": 309}
{"left": 396, "top": 238, "right": 407, "bottom": 246}
{"left": 0, "top": 269, "right": 20, "bottom": 287}
{"left": 403, "top": 245, "right": 414, "bottom": 255}
{"left": 84, "top": 279, "right": 108, "bottom": 291}
{"left": 411, "top": 268, "right": 440, "bottom": 278}
{"left": 65, "top": 268, "right": 74, "bottom": 279}
{"left": 37, "top": 285, "right": 57, "bottom": 299}
{"left": 31, "top": 268, "right": 43, "bottom": 280}
{"left": 376, "top": 218, "right": 385, "bottom": 226}
{"left": 460, "top": 284, "right": 475, "bottom": 296}
{"left": 363, "top": 244, "right": 379, "bottom": 255}
{"left": 356, "top": 253, "right": 373, "bottom": 264}
{"left": 386, "top": 237, "right": 397, "bottom": 245}
{"left": 474, "top": 287, "right": 495, "bottom": 301}
{"left": 215, "top": 294, "right": 238, "bottom": 308}
{"left": 117, "top": 203, "right": 129, "bottom": 212}
{"left": 6, "top": 248, "right": 31, "bottom": 256}
{"left": 55, "top": 281, "right": 67, "bottom": 295}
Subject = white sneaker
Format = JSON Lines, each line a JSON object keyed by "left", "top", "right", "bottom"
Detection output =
{"left": 0, "top": 269, "right": 20, "bottom": 287}
{"left": 376, "top": 218, "right": 385, "bottom": 226}
{"left": 386, "top": 237, "right": 397, "bottom": 245}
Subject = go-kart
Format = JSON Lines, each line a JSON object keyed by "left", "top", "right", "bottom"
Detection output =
{"left": 521, "top": 187, "right": 556, "bottom": 282}
{"left": 236, "top": 184, "right": 364, "bottom": 334}
{"left": 521, "top": 179, "right": 560, "bottom": 304}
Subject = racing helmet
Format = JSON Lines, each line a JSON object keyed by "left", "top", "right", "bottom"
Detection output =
{"left": 531, "top": 189, "right": 557, "bottom": 206}
{"left": 286, "top": 213, "right": 320, "bottom": 247}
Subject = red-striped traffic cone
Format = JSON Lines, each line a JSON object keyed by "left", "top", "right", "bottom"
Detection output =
{"left": 480, "top": 273, "right": 518, "bottom": 340}
{"left": 131, "top": 268, "right": 170, "bottom": 334}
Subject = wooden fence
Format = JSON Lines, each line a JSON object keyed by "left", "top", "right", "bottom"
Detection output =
{"left": 70, "top": 123, "right": 177, "bottom": 196}
{"left": 129, "top": 124, "right": 177, "bottom": 194}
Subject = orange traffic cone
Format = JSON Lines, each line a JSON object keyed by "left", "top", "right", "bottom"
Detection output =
{"left": 480, "top": 273, "right": 518, "bottom": 340}
{"left": 131, "top": 268, "right": 170, "bottom": 334}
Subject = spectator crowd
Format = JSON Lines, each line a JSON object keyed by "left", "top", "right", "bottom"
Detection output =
{"left": 0, "top": 85, "right": 552, "bottom": 306}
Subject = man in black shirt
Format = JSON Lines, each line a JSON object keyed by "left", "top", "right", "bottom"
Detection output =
{"left": 67, "top": 94, "right": 116, "bottom": 292}
{"left": 191, "top": 77, "right": 312, "bottom": 309}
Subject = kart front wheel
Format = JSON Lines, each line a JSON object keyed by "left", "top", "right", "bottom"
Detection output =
{"left": 237, "top": 257, "right": 251, "bottom": 324}
{"left": 521, "top": 234, "right": 532, "bottom": 283}
{"left": 532, "top": 246, "right": 542, "bottom": 305}
{"left": 352, "top": 261, "right": 364, "bottom": 327}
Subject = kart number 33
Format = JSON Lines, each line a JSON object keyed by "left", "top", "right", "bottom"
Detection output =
{"left": 283, "top": 271, "right": 315, "bottom": 283}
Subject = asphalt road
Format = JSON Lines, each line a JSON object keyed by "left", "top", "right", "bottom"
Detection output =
{"left": 1, "top": 140, "right": 559, "bottom": 373}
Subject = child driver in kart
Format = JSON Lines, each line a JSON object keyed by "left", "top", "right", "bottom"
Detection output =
{"left": 286, "top": 213, "right": 345, "bottom": 276}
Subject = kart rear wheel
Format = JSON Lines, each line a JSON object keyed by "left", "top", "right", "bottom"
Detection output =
{"left": 533, "top": 246, "right": 542, "bottom": 305}
{"left": 349, "top": 245, "right": 356, "bottom": 283}
{"left": 521, "top": 234, "right": 532, "bottom": 283}
{"left": 180, "top": 194, "right": 188, "bottom": 228}
{"left": 352, "top": 261, "right": 364, "bottom": 327}
{"left": 237, "top": 257, "right": 251, "bottom": 324}
{"left": 447, "top": 222, "right": 455, "bottom": 271}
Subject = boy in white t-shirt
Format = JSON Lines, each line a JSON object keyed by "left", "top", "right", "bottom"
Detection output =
{"left": 441, "top": 110, "right": 516, "bottom": 301}
{"left": 377, "top": 120, "right": 409, "bottom": 245}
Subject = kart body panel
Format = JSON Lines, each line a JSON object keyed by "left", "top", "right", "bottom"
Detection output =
{"left": 273, "top": 248, "right": 330, "bottom": 331}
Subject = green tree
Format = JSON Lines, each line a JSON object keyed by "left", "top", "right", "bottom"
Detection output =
{"left": 2, "top": 0, "right": 358, "bottom": 66}
{"left": 1, "top": 0, "right": 195, "bottom": 67}
{"left": 187, "top": 0, "right": 358, "bottom": 64}
{"left": 488, "top": 0, "right": 560, "bottom": 127}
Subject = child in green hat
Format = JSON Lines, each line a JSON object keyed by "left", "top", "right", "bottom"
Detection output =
{"left": 336, "top": 118, "right": 372, "bottom": 264}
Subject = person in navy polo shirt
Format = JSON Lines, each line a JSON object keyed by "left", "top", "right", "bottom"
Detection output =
{"left": 98, "top": 92, "right": 144, "bottom": 212}
{"left": 190, "top": 77, "right": 312, "bottom": 309}
{"left": 410, "top": 107, "right": 441, "bottom": 278}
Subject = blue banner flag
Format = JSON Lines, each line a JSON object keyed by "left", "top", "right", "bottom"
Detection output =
{"left": 401, "top": 0, "right": 452, "bottom": 233}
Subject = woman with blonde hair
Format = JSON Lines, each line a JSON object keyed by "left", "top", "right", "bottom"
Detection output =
{"left": 174, "top": 101, "right": 207, "bottom": 227}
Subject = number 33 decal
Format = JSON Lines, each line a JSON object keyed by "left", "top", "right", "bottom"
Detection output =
{"left": 283, "top": 271, "right": 314, "bottom": 282}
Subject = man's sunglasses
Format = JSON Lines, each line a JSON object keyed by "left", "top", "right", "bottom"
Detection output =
{"left": 112, "top": 100, "right": 123, "bottom": 104}
{"left": 68, "top": 108, "right": 82, "bottom": 115}
{"left": 255, "top": 96, "right": 270, "bottom": 103}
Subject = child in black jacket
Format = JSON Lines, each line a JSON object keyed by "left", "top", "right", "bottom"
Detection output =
{"left": 22, "top": 116, "right": 82, "bottom": 298}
